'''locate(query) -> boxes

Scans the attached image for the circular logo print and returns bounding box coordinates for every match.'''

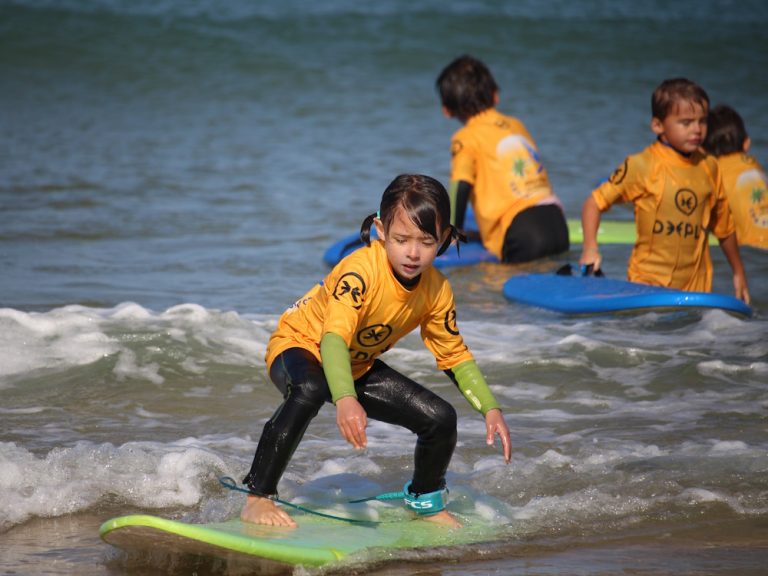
[608,159,628,185]
[444,309,460,336]
[332,272,366,309]
[675,188,698,216]
[357,324,393,347]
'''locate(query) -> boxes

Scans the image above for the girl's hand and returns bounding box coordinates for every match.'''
[485,408,512,463]
[335,396,368,449]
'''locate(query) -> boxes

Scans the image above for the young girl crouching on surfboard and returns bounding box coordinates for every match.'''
[241,174,512,528]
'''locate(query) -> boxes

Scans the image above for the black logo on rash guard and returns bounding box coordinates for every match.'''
[444,309,460,336]
[357,323,393,348]
[451,140,463,158]
[332,272,366,309]
[675,188,698,216]
[653,219,703,240]
[608,159,628,185]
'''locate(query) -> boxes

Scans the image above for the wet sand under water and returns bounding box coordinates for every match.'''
[2,513,767,575]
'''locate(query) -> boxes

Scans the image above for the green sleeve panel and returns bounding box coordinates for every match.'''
[448,180,459,226]
[320,332,356,404]
[448,359,500,415]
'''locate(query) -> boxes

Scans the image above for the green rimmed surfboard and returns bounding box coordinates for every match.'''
[100,509,500,568]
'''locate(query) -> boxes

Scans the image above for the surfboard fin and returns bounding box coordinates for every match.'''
[556,263,604,277]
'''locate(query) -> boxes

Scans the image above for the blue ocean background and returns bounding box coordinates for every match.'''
[2,1,767,574]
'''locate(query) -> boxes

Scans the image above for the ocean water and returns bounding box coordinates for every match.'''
[2,0,767,574]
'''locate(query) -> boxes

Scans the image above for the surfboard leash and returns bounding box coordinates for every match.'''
[219,476,383,525]
[347,490,405,503]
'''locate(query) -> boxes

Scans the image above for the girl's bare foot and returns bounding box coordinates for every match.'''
[422,509,462,528]
[240,495,297,527]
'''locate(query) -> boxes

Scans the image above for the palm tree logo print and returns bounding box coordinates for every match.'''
[332,272,366,310]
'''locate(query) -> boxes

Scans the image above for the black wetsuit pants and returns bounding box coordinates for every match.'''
[502,204,570,263]
[243,348,457,496]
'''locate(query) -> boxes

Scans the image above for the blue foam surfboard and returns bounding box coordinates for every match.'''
[502,273,752,317]
[323,227,499,268]
[323,218,641,268]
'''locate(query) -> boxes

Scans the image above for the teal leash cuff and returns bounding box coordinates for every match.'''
[348,481,449,516]
[402,481,448,516]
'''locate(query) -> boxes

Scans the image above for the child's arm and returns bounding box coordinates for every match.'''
[321,332,368,449]
[449,180,480,240]
[718,233,751,304]
[579,195,603,271]
[448,360,511,463]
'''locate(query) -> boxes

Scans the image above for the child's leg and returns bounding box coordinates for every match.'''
[242,348,330,497]
[356,360,457,495]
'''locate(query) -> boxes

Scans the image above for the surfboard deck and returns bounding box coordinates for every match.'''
[323,219,640,268]
[502,273,753,317]
[567,219,719,246]
[567,218,638,245]
[100,512,498,568]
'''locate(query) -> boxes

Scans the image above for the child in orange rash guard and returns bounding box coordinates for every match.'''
[240,174,512,529]
[436,54,570,263]
[579,78,750,303]
[703,104,768,250]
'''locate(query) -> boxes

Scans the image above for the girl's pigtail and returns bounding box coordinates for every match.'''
[437,224,467,257]
[359,213,378,246]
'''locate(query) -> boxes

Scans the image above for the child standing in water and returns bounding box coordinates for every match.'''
[241,174,512,528]
[579,78,750,303]
[436,54,570,263]
[703,104,768,250]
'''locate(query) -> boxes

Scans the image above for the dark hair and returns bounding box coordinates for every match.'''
[651,78,709,120]
[360,174,464,257]
[436,54,498,123]
[703,104,748,157]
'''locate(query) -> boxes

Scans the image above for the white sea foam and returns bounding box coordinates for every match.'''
[0,439,232,530]
[678,487,768,515]
[698,359,768,376]
[0,306,118,380]
[184,385,214,398]
[708,440,750,454]
[0,407,48,415]
[114,348,164,384]
[493,381,555,400]
[309,456,382,481]
[0,303,274,388]
[134,406,169,419]
[0,302,765,539]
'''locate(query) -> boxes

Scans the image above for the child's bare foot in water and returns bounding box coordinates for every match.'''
[422,509,462,528]
[240,495,297,527]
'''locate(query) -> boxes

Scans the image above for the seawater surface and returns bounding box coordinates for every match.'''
[2,0,767,574]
